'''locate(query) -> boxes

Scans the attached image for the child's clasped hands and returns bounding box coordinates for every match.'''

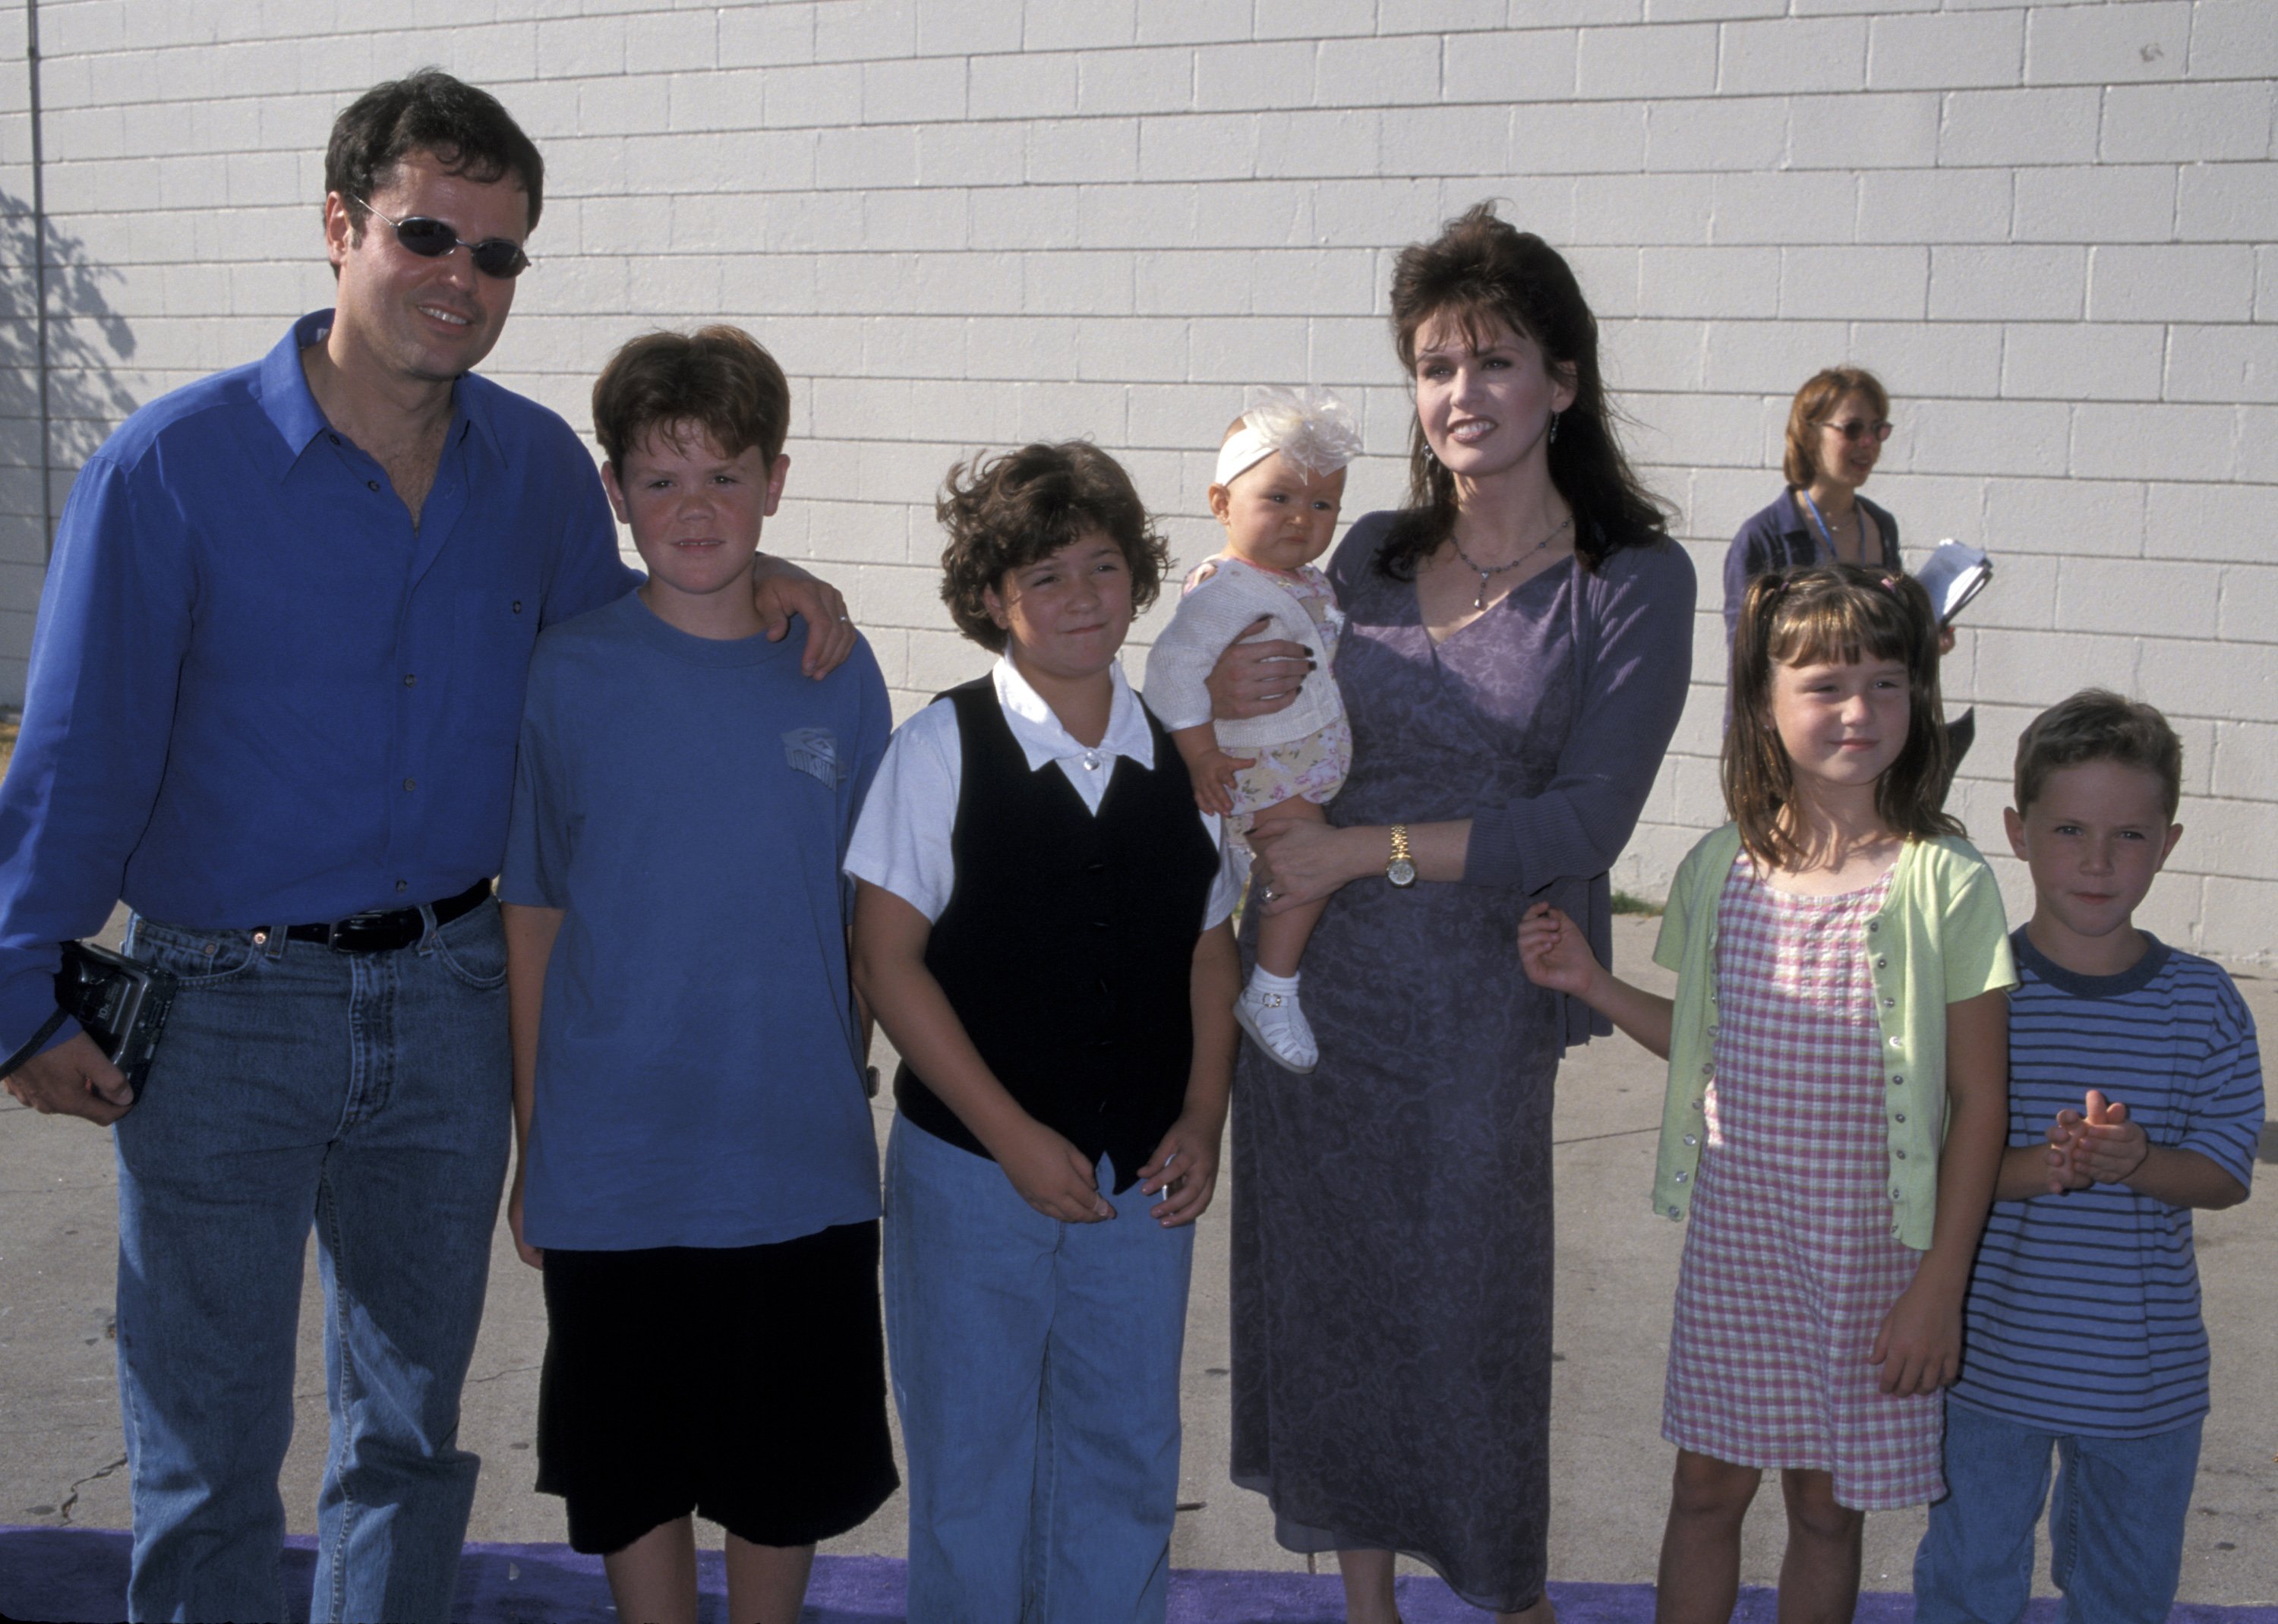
[2043,1087,2150,1194]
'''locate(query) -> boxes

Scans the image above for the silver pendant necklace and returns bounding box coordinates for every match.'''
[1452,515,1574,610]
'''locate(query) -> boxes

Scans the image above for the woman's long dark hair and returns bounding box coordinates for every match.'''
[1379,201,1672,580]
[1724,565,1961,871]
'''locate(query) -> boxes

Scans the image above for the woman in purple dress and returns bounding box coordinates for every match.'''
[1213,205,1696,1622]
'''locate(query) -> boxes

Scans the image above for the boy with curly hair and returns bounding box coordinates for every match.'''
[848,441,1241,1624]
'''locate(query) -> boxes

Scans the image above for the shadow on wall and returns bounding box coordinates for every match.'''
[0,189,140,586]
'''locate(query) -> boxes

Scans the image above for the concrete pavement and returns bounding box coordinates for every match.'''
[2,916,2273,1606]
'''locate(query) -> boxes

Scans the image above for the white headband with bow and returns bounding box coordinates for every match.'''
[1213,385,1365,489]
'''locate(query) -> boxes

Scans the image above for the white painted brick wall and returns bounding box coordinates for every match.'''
[3,0,2273,959]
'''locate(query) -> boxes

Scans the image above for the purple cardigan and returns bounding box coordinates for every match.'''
[1457,525,1697,1044]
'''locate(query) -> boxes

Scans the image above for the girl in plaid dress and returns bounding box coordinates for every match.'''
[1519,565,2013,1623]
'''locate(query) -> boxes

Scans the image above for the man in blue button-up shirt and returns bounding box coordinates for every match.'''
[0,72,851,1623]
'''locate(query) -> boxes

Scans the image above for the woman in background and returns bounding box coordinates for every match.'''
[1724,367,1971,768]
[1722,367,1900,645]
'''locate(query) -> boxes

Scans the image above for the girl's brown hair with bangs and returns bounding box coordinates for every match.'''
[1723,563,1960,869]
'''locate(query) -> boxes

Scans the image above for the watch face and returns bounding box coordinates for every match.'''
[1387,857,1417,888]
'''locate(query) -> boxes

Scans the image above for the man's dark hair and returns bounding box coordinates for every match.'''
[327,69,544,235]
[592,326,793,469]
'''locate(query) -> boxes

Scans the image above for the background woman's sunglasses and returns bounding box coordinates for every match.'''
[1825,418,1893,444]
[356,200,530,279]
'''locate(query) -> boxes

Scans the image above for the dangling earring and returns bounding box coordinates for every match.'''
[1424,443,1439,466]
[1548,410,1560,446]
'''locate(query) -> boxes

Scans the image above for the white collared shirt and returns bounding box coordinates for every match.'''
[845,656,1239,929]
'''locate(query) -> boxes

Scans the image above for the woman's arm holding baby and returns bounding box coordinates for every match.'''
[851,881,1115,1223]
[1516,902,1674,1058]
[502,902,564,1270]
[1201,622,1465,901]
[1246,817,1472,909]
[1204,615,1314,718]
[1139,922,1240,1228]
[1237,547,1695,916]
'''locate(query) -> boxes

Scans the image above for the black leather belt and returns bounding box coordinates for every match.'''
[279,877,493,954]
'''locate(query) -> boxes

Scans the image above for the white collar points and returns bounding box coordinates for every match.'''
[990,656,1156,774]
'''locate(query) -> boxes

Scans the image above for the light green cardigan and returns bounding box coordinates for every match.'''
[1648,825,2015,1251]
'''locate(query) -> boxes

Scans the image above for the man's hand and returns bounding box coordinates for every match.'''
[1205,617,1311,722]
[752,555,856,679]
[3,1030,133,1124]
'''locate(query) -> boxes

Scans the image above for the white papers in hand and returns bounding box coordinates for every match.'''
[1914,541,1992,626]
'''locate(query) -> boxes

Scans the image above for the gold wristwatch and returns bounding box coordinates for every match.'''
[1385,825,1417,888]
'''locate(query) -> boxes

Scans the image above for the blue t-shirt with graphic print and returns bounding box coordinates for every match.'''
[500,589,891,1251]
[1949,928,2264,1438]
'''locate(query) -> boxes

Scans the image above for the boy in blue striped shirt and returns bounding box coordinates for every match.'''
[1914,689,2263,1624]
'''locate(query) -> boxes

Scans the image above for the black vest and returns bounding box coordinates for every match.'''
[894,679,1220,1192]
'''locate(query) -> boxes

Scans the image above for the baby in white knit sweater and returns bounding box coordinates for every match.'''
[1142,387,1361,1074]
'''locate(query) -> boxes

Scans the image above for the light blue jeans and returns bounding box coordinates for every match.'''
[883,1115,1195,1624]
[1913,1401,2202,1624]
[113,902,512,1624]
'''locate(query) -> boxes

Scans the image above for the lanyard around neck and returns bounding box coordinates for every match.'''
[1799,489,1852,560]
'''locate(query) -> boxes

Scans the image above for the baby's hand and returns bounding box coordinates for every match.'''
[1517,903,1601,999]
[1188,745,1248,816]
[1170,722,1250,816]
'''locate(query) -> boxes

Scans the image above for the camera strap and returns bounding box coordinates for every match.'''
[2,1007,72,1080]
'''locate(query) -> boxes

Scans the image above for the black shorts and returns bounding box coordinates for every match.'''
[535,1220,898,1555]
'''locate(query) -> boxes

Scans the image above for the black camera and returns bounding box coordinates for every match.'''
[52,941,178,1093]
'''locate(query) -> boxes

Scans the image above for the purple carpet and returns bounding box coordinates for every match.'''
[2,1527,2269,1622]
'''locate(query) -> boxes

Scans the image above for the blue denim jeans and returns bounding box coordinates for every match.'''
[1913,1401,2202,1624]
[883,1116,1195,1624]
[112,901,512,1624]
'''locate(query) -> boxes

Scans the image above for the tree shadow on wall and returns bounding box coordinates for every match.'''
[0,192,140,563]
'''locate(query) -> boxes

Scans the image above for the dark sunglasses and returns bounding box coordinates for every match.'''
[356,199,530,279]
[1824,417,1893,444]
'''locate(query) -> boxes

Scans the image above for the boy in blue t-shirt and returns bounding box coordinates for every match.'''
[500,326,895,1624]
[1914,689,2263,1624]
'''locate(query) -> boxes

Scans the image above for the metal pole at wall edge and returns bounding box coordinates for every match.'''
[26,0,52,563]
